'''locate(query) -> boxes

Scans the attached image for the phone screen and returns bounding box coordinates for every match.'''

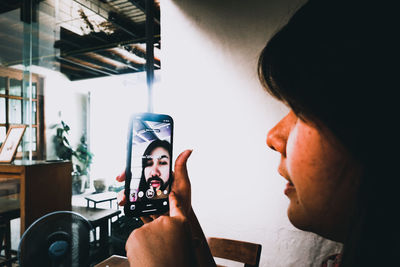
[124,113,173,217]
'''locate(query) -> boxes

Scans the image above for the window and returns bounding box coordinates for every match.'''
[0,66,44,159]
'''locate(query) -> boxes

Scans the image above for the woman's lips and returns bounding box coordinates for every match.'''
[278,167,295,195]
[284,182,296,195]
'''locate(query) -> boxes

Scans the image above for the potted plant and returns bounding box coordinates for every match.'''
[52,121,93,194]
[74,135,93,191]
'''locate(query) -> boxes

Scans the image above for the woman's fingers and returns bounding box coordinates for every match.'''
[170,150,193,215]
[173,150,192,184]
[169,192,185,218]
[140,214,161,224]
[172,150,192,193]
[116,171,126,182]
[141,216,153,224]
[117,189,126,206]
[116,171,126,206]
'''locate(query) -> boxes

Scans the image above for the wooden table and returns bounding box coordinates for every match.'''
[72,206,121,260]
[94,255,129,267]
[85,192,118,209]
[0,198,20,267]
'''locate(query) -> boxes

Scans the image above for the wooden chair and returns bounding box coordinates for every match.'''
[207,237,262,267]
[0,198,20,267]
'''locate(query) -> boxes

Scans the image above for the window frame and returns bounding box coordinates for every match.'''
[0,66,45,160]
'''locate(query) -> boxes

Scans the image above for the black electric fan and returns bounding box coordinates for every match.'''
[18,211,94,267]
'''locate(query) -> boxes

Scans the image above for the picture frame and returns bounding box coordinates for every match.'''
[0,125,27,163]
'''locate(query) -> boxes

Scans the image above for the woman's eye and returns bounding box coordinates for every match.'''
[159,160,168,165]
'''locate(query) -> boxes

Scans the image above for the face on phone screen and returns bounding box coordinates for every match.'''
[128,117,172,207]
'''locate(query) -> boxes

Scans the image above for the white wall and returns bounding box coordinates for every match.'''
[41,68,88,160]
[73,72,161,187]
[156,0,342,266]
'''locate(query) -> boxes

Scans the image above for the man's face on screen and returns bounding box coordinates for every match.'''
[144,147,170,191]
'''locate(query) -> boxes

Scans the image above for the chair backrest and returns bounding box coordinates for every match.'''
[207,237,262,267]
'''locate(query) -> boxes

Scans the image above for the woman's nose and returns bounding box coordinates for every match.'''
[267,112,293,157]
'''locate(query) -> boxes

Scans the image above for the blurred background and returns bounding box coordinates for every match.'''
[0,0,342,266]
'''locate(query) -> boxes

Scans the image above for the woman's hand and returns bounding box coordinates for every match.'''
[122,149,215,267]
[169,149,193,216]
[115,171,127,205]
[125,192,196,267]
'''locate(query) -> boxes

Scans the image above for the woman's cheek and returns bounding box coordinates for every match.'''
[285,126,298,176]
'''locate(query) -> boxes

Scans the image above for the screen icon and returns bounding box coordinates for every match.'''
[146,189,155,198]
[138,191,144,198]
[129,191,137,202]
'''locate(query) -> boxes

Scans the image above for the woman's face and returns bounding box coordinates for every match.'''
[144,146,170,191]
[267,111,362,241]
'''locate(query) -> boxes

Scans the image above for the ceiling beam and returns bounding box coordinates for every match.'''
[60,63,102,80]
[108,11,144,38]
[128,0,160,25]
[57,56,116,76]
[106,47,144,66]
[55,27,158,58]
[96,50,143,71]
[0,0,21,15]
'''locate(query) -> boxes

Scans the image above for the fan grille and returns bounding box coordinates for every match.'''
[18,211,94,267]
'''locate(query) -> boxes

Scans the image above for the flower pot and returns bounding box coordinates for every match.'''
[72,173,87,195]
[93,179,106,193]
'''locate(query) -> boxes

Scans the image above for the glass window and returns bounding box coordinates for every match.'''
[23,100,37,124]
[8,98,22,124]
[0,77,5,94]
[0,126,6,144]
[0,67,43,160]
[33,101,37,124]
[22,127,37,152]
[0,97,5,123]
[22,82,37,98]
[9,79,22,96]
[32,82,37,98]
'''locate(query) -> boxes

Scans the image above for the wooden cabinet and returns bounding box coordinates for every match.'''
[0,160,72,233]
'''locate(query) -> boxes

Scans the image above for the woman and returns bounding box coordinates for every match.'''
[119,0,399,266]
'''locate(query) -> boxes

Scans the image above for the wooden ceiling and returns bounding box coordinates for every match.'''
[0,0,160,81]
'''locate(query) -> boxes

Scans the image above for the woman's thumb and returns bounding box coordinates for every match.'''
[169,192,185,218]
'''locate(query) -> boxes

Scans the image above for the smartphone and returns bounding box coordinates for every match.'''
[124,112,174,217]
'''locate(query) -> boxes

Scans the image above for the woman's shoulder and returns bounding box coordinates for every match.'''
[321,253,342,267]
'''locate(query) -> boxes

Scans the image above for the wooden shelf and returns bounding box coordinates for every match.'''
[0,160,72,234]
